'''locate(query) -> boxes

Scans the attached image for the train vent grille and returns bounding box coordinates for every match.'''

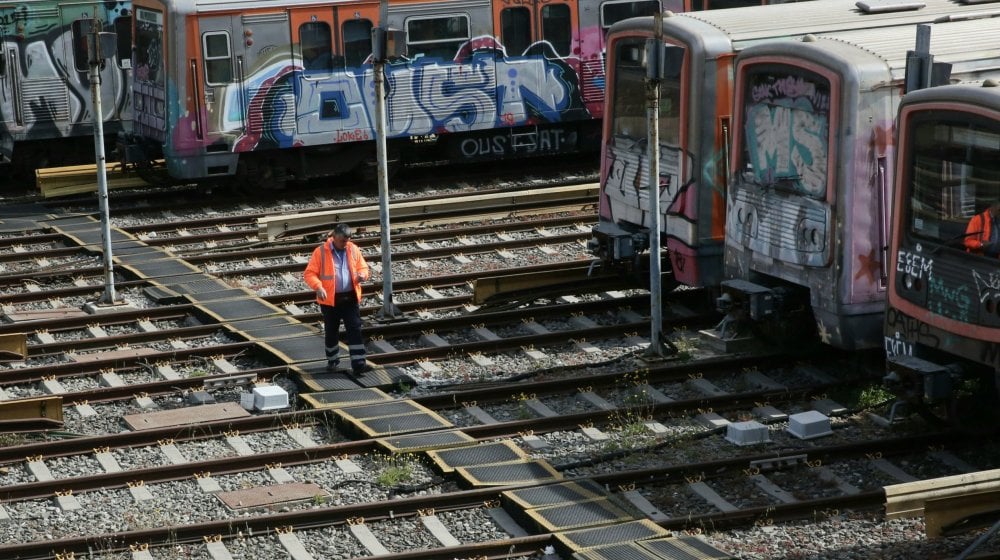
[581,58,605,103]
[22,78,69,122]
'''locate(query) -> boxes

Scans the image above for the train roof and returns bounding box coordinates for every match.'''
[609,0,1000,52]
[900,80,1000,109]
[740,17,1000,81]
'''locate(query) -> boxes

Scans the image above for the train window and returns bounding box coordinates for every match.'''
[343,19,373,67]
[610,38,681,145]
[541,4,571,57]
[908,117,1000,248]
[601,1,660,31]
[71,20,91,73]
[300,22,333,75]
[406,15,469,60]
[202,32,233,85]
[739,66,830,200]
[501,8,531,57]
[115,15,132,69]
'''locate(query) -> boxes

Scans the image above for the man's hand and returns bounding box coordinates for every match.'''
[316,287,327,300]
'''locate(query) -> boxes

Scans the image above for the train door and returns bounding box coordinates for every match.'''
[0,42,19,161]
[492,0,579,128]
[61,7,122,128]
[290,4,377,143]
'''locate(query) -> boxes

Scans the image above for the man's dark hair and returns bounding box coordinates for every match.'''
[331,223,353,238]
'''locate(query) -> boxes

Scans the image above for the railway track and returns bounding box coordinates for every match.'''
[1,170,998,559]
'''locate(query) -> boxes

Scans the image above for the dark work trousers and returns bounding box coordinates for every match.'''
[320,293,366,369]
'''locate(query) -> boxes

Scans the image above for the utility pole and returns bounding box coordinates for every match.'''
[85,18,119,306]
[372,26,405,320]
[643,12,676,358]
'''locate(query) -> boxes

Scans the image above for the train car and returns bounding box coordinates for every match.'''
[717,18,1000,351]
[591,0,1000,289]
[884,82,1000,419]
[124,0,665,188]
[0,0,132,178]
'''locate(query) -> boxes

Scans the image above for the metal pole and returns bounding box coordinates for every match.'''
[644,13,665,357]
[373,57,399,320]
[90,24,116,305]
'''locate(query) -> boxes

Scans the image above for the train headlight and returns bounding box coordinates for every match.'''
[904,274,914,290]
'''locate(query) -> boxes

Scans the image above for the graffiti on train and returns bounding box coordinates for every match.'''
[973,269,1000,306]
[459,128,571,157]
[884,306,940,351]
[744,73,830,198]
[225,45,582,151]
[895,250,933,281]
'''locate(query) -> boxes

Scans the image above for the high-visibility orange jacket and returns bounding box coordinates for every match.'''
[964,208,996,255]
[303,241,370,305]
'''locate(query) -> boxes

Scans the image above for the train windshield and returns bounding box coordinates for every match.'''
[738,65,830,200]
[907,115,1000,249]
[609,38,681,152]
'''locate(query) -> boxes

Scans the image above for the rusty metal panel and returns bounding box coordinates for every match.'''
[124,403,250,430]
[0,333,27,360]
[0,396,63,429]
[217,482,328,509]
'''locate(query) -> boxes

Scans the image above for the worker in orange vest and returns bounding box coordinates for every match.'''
[304,223,373,375]
[964,201,1000,258]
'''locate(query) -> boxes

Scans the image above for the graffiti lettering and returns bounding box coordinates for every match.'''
[746,103,828,196]
[884,306,941,348]
[927,276,971,323]
[459,128,567,157]
[751,75,830,112]
[883,332,912,358]
[895,250,933,280]
[972,269,1000,304]
[336,129,370,142]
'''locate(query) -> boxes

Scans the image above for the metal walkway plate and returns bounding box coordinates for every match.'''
[52,221,136,247]
[187,287,261,302]
[573,542,664,560]
[123,403,250,431]
[525,497,635,532]
[555,519,671,553]
[195,297,285,322]
[334,400,453,438]
[376,430,477,454]
[503,480,607,510]
[229,318,318,342]
[347,411,453,437]
[297,371,364,391]
[337,400,431,419]
[456,459,562,487]
[300,388,393,409]
[258,335,328,362]
[427,440,529,473]
[119,257,203,279]
[638,536,737,559]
